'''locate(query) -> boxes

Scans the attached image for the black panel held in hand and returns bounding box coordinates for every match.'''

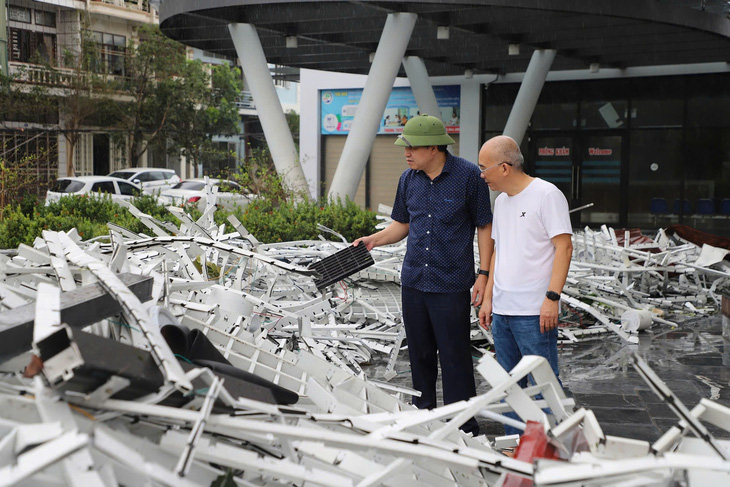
[308,244,375,290]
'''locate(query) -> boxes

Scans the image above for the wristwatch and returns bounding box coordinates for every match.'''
[545,290,560,301]
[477,269,489,277]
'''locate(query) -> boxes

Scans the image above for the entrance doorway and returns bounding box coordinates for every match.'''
[93,134,110,175]
[529,133,625,227]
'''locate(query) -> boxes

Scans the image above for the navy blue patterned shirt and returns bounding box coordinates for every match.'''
[391,152,493,293]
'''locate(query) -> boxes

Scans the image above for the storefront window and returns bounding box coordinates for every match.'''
[684,128,730,234]
[687,76,730,128]
[630,77,684,128]
[483,84,519,131]
[627,130,682,229]
[532,82,578,130]
[580,80,628,129]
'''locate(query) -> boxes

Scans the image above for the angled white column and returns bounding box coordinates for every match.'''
[502,49,556,146]
[402,56,440,120]
[228,23,310,197]
[328,12,417,202]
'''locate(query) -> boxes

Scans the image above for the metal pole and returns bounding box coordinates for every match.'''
[402,56,440,120]
[502,49,557,146]
[228,23,310,198]
[328,12,417,202]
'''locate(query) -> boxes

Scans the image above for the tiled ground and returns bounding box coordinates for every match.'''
[371,314,730,442]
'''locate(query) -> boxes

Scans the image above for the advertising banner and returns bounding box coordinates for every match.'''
[320,86,460,135]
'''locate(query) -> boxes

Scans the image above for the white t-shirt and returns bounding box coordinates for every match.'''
[491,178,572,315]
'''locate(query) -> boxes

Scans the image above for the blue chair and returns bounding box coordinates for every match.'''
[672,198,691,215]
[649,198,668,214]
[721,199,730,215]
[696,198,714,215]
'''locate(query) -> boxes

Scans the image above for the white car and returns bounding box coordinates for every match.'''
[45,176,142,205]
[108,168,180,194]
[159,179,255,211]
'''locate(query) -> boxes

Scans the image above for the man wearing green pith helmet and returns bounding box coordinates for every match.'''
[354,114,493,436]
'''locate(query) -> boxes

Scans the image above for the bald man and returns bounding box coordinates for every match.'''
[477,135,573,434]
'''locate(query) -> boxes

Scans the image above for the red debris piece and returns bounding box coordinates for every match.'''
[502,421,560,487]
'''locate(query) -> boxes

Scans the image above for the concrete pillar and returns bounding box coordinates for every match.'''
[228,23,310,197]
[402,56,440,120]
[459,80,481,162]
[502,49,556,146]
[328,12,417,202]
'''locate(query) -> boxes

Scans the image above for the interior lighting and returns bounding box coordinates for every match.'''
[437,26,450,40]
[508,43,520,56]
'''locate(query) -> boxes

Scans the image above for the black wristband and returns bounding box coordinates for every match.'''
[477,269,489,277]
[545,290,560,301]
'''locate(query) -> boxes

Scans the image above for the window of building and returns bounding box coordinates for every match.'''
[9,6,31,23]
[9,28,56,64]
[91,31,127,76]
[35,10,56,28]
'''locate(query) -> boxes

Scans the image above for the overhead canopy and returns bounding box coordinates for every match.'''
[159,0,730,77]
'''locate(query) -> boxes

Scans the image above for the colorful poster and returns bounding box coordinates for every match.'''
[320,86,460,135]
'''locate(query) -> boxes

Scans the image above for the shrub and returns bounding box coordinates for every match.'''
[0,192,378,249]
[231,197,377,244]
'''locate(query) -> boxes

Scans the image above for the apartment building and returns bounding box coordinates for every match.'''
[2,0,157,191]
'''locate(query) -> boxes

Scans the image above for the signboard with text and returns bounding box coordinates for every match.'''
[320,86,461,135]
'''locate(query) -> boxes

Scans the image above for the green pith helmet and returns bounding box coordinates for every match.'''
[394,114,455,147]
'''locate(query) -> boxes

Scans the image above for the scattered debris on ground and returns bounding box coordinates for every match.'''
[0,199,728,485]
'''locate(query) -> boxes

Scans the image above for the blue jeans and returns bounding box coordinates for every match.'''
[492,313,559,435]
[401,286,479,435]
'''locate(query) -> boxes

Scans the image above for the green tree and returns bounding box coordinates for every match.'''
[109,25,188,167]
[167,61,243,177]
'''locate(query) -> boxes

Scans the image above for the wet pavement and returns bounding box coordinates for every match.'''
[371,313,730,442]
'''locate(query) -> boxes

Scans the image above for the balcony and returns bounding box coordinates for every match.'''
[88,0,157,24]
[235,91,256,110]
[9,62,130,95]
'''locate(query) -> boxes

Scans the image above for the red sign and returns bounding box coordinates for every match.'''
[539,147,570,156]
[588,148,613,156]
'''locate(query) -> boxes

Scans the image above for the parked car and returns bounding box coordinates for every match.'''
[159,179,256,211]
[107,168,180,194]
[45,176,142,205]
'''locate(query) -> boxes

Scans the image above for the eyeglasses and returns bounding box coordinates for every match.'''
[397,134,413,147]
[479,161,513,173]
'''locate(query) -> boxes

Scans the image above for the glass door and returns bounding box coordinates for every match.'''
[531,135,578,224]
[530,133,624,227]
[579,134,623,226]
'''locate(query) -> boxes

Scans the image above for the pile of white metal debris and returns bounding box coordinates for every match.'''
[0,199,728,486]
[560,225,730,344]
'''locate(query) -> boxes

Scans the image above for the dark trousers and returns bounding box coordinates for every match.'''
[401,286,479,435]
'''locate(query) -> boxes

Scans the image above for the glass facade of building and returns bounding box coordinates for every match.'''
[482,73,730,236]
